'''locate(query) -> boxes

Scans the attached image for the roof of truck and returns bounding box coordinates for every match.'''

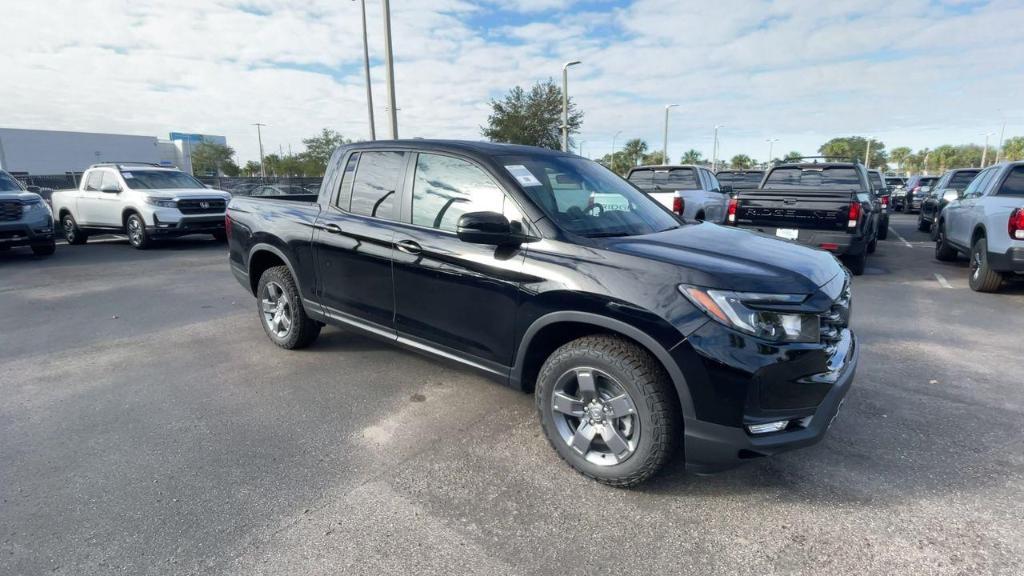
[340,139,575,158]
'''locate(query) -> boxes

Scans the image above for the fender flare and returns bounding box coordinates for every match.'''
[513,311,696,419]
[247,242,302,295]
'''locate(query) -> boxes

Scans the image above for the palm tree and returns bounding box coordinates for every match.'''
[730,154,753,169]
[680,149,703,164]
[783,151,803,161]
[889,147,911,172]
[622,138,648,167]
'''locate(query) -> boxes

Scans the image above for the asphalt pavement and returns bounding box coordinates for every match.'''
[1,215,1022,575]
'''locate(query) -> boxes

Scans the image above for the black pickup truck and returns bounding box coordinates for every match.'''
[726,160,882,275]
[226,140,857,487]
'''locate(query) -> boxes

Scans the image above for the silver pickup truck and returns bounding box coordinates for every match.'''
[0,170,56,256]
[626,165,731,223]
[934,161,1024,292]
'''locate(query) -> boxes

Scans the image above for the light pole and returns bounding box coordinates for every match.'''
[712,125,724,171]
[864,139,872,169]
[995,121,1006,164]
[981,132,996,167]
[381,0,399,139]
[663,104,679,164]
[578,140,586,158]
[610,130,622,170]
[765,138,779,167]
[561,60,581,152]
[354,0,375,140]
[253,123,267,179]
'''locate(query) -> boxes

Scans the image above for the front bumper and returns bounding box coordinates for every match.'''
[737,225,866,256]
[0,217,56,248]
[673,321,858,473]
[149,213,225,236]
[988,246,1024,273]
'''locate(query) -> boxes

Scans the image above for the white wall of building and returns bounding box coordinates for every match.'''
[0,128,162,174]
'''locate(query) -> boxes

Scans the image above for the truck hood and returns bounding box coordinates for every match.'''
[138,188,231,200]
[0,191,43,202]
[601,223,843,294]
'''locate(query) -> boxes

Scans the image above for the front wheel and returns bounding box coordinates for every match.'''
[917,215,930,232]
[31,242,56,256]
[536,334,680,487]
[844,250,866,275]
[126,213,152,249]
[62,214,88,245]
[968,238,1003,293]
[256,265,321,349]
[934,222,958,262]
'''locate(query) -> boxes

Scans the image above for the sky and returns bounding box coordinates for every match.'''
[2,0,1023,164]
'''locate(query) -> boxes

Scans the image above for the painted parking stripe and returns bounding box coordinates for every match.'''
[934,273,954,289]
[890,227,913,248]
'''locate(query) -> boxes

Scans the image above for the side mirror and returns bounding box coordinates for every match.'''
[456,211,524,246]
[920,186,931,193]
[719,184,733,194]
[100,183,121,193]
[942,190,959,203]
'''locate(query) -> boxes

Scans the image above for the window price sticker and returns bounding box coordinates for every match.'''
[505,165,542,187]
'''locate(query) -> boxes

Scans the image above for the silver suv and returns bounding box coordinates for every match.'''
[934,161,1024,292]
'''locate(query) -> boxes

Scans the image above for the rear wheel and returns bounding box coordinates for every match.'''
[968,238,1003,293]
[256,266,321,349]
[62,213,88,245]
[867,237,877,254]
[126,213,152,249]
[934,222,958,262]
[878,215,889,240]
[843,250,866,275]
[917,215,930,232]
[536,334,680,487]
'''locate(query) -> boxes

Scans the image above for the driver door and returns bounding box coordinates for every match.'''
[94,171,124,226]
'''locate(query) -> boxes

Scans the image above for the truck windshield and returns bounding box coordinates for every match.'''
[122,170,205,189]
[499,156,679,238]
[763,167,861,190]
[0,171,24,191]
[627,168,698,190]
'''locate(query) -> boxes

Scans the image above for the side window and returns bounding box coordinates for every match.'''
[706,170,721,191]
[411,153,517,232]
[84,171,103,191]
[997,166,1024,197]
[335,152,360,210]
[350,151,405,220]
[99,171,121,192]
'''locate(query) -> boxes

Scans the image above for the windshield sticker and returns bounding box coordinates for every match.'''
[122,172,134,178]
[505,165,542,187]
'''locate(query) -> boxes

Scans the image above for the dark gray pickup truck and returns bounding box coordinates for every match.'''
[725,160,882,275]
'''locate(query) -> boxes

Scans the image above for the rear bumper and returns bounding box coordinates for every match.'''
[988,247,1024,273]
[681,329,858,473]
[737,225,866,256]
[0,218,56,247]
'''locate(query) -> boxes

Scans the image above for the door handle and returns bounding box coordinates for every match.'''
[316,223,343,234]
[395,239,422,255]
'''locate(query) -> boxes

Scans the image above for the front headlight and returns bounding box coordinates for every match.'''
[145,197,177,208]
[679,285,819,343]
[24,200,52,216]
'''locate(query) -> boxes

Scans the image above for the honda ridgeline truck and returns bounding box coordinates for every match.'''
[226,141,858,487]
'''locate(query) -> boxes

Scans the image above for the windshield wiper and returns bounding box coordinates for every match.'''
[584,231,633,238]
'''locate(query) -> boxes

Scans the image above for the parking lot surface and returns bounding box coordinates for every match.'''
[2,214,1022,575]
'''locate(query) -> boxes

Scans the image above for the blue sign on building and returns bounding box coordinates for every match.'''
[169,132,227,146]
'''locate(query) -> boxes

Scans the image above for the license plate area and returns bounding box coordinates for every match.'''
[776,228,799,240]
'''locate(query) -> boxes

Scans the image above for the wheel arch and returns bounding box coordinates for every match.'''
[247,243,301,297]
[971,223,987,246]
[121,207,143,229]
[512,311,696,419]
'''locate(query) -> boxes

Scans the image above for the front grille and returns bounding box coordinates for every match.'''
[820,279,851,346]
[178,199,226,215]
[0,201,23,222]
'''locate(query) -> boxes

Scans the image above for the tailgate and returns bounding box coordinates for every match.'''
[735,189,854,231]
[645,190,677,211]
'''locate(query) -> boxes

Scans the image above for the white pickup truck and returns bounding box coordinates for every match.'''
[51,163,230,249]
[625,165,731,223]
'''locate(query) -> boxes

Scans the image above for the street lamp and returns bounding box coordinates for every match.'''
[663,104,679,164]
[765,138,779,166]
[610,130,622,170]
[578,140,586,158]
[561,60,581,152]
[253,123,267,179]
[980,132,996,167]
[381,0,399,139]
[995,120,1006,164]
[712,125,724,171]
[354,0,375,140]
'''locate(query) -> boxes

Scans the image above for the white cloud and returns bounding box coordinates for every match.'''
[1,0,1022,166]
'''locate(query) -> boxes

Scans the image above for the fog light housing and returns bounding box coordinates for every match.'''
[747,421,788,435]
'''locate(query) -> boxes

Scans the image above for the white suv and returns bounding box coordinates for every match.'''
[51,163,231,249]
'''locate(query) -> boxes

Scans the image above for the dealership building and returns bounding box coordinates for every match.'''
[0,127,227,176]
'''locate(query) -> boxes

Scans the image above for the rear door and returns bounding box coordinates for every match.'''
[311,150,403,336]
[390,152,529,370]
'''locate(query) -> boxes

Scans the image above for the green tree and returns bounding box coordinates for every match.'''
[931,144,958,172]
[482,80,583,150]
[889,146,911,171]
[642,151,666,165]
[190,142,238,176]
[680,149,703,164]
[730,154,754,169]
[597,151,632,175]
[622,138,648,167]
[783,151,803,161]
[243,160,262,176]
[818,136,887,169]
[1002,136,1024,161]
[301,128,351,175]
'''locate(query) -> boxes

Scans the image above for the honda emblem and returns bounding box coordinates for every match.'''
[199,201,210,209]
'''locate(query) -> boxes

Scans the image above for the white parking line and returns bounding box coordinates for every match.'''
[890,227,913,248]
[934,273,954,289]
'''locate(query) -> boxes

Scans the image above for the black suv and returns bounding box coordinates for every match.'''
[226,141,858,486]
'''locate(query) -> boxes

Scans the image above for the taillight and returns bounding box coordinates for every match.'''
[880,196,889,208]
[727,198,737,224]
[847,202,860,228]
[672,195,684,215]
[1010,207,1024,240]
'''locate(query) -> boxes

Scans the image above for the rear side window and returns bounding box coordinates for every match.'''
[963,168,994,197]
[998,166,1024,196]
[85,171,103,191]
[350,151,405,219]
[868,172,883,191]
[335,152,360,209]
[764,167,861,189]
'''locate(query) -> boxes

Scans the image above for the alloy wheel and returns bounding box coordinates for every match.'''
[550,367,640,466]
[261,281,292,339]
[127,217,143,246]
[971,249,982,281]
[63,217,75,242]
